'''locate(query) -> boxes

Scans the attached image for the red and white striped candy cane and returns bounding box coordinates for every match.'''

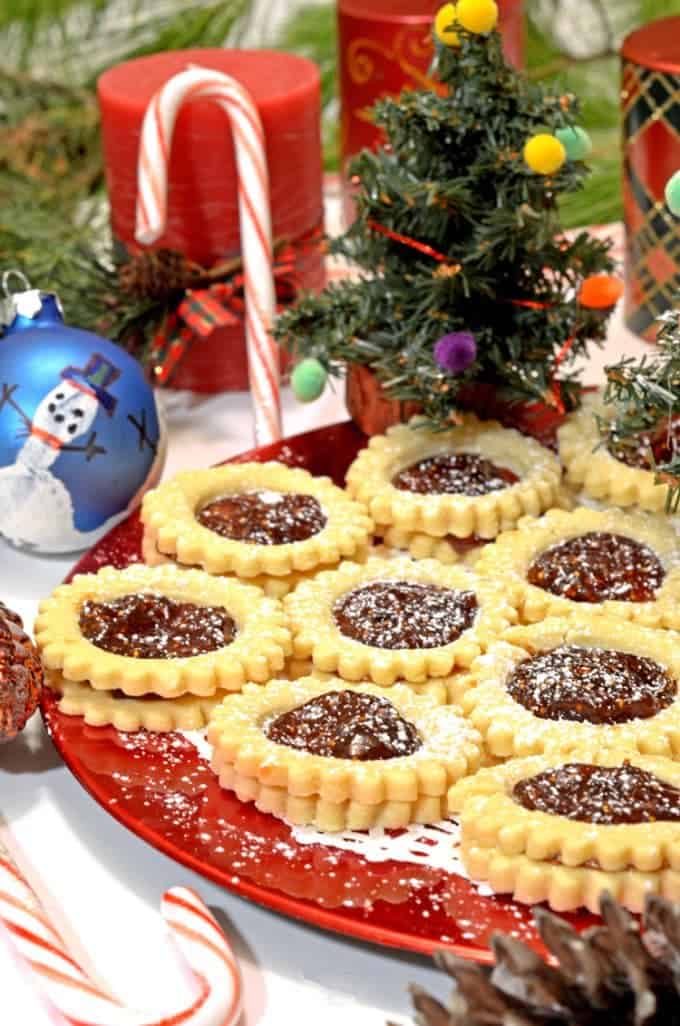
[0,838,241,1026]
[135,65,282,446]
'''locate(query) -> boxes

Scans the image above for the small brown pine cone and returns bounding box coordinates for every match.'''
[407,893,680,1026]
[118,249,203,300]
[0,601,43,742]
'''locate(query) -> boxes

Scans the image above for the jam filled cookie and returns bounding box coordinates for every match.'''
[35,564,291,698]
[558,392,679,514]
[45,669,219,732]
[461,615,680,758]
[208,676,482,830]
[139,531,349,599]
[377,489,575,571]
[141,462,373,580]
[345,415,562,541]
[284,556,516,685]
[449,749,680,913]
[475,507,680,629]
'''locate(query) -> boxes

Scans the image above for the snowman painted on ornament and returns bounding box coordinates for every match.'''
[0,278,165,553]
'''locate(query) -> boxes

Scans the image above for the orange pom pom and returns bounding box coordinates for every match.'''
[578,275,624,310]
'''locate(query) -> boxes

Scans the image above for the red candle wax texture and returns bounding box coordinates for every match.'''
[98,50,324,392]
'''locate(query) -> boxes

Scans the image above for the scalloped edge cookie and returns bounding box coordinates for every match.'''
[474,506,680,629]
[449,749,680,912]
[208,676,482,830]
[345,415,562,539]
[461,616,680,758]
[558,391,675,514]
[140,528,370,599]
[45,668,219,732]
[35,563,292,699]
[141,461,374,577]
[283,556,517,685]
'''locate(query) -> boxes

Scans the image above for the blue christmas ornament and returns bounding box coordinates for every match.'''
[0,273,165,553]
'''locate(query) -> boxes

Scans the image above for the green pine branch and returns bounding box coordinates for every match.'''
[600,308,680,511]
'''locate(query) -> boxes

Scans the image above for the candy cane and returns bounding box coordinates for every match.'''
[0,836,241,1026]
[134,65,281,446]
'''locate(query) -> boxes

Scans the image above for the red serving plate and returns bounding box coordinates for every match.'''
[42,413,601,962]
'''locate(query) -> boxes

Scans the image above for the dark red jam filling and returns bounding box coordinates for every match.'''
[392,453,518,497]
[264,690,422,760]
[506,644,676,724]
[513,762,680,824]
[197,491,326,545]
[333,581,478,650]
[527,531,665,604]
[609,416,680,471]
[79,594,236,659]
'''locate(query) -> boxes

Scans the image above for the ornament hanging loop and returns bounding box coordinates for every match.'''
[1,269,32,298]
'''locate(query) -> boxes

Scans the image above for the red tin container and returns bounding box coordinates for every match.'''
[337,0,524,223]
[621,17,680,341]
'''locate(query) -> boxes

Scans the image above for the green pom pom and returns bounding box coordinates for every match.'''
[555,126,592,162]
[291,357,328,402]
[665,170,680,217]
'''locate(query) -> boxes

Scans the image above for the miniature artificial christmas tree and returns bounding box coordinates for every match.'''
[275,0,618,431]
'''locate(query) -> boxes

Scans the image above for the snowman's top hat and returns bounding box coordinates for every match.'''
[61,353,120,416]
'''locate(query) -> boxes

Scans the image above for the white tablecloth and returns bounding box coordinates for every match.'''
[0,266,652,1025]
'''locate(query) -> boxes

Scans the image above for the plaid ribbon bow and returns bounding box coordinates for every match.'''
[149,241,305,386]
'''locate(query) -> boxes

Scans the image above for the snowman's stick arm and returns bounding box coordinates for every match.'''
[0,384,31,429]
[60,431,106,462]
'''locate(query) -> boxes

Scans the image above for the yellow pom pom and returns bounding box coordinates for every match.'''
[455,0,498,33]
[434,3,460,46]
[523,134,567,176]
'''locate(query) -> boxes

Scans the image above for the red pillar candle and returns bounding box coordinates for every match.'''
[98,50,324,392]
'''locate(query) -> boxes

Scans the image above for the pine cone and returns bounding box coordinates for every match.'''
[409,893,680,1025]
[0,601,43,742]
[118,249,204,300]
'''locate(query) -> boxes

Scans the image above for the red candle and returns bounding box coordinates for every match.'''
[98,50,324,392]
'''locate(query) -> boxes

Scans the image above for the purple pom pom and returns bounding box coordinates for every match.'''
[434,331,477,374]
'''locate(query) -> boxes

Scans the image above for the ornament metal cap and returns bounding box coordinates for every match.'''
[0,270,64,331]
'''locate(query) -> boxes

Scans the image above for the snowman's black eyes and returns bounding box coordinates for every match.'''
[55,393,64,400]
[48,403,56,413]
[68,424,77,435]
[73,409,84,418]
[55,414,64,423]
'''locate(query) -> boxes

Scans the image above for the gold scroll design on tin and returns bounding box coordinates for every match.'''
[622,61,680,329]
[347,30,442,127]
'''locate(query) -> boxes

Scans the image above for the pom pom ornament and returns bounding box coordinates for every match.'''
[523,134,567,175]
[434,331,477,374]
[555,125,592,161]
[291,357,328,403]
[579,274,624,310]
[434,3,460,47]
[666,170,680,217]
[0,273,165,553]
[455,0,498,34]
